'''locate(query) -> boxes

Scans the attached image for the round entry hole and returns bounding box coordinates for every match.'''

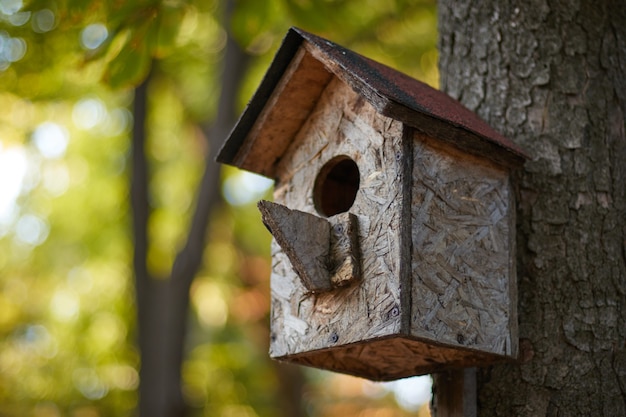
[313,156,360,217]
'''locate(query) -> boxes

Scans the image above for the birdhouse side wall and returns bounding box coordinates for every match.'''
[410,133,518,358]
[269,77,409,359]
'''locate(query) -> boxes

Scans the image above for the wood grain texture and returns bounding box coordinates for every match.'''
[328,212,360,288]
[259,201,360,292]
[233,47,333,178]
[269,77,407,364]
[259,200,332,292]
[433,368,477,417]
[302,39,525,169]
[410,132,517,358]
[282,336,499,382]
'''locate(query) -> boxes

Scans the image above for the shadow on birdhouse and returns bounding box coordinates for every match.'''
[217,28,527,381]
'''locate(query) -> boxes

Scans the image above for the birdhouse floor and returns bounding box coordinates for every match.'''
[279,335,512,381]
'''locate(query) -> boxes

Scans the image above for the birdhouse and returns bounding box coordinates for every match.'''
[217,28,527,381]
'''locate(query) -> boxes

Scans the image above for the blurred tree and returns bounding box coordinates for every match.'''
[129,2,250,415]
[0,0,438,416]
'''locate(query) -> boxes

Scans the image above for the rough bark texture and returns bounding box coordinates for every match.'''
[438,0,626,415]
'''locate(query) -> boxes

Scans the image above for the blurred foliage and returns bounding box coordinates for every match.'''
[0,0,437,415]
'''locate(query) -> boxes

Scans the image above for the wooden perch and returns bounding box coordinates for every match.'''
[328,212,360,288]
[258,200,360,292]
[259,200,331,292]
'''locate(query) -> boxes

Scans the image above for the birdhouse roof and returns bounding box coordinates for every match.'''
[217,28,527,178]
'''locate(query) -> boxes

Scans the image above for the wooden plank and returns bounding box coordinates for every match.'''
[233,47,333,177]
[328,212,360,288]
[259,200,332,292]
[432,368,476,417]
[284,336,494,381]
[259,201,361,292]
[400,126,415,335]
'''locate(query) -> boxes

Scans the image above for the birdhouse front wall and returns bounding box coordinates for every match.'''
[269,77,409,361]
[410,134,518,358]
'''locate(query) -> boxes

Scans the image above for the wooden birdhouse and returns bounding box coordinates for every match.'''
[217,28,527,381]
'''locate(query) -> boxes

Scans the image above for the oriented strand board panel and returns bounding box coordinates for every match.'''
[270,77,407,360]
[410,133,518,358]
[286,335,500,381]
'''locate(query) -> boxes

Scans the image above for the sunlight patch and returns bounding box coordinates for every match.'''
[73,367,108,400]
[0,31,27,69]
[80,23,108,50]
[0,0,22,16]
[222,170,273,206]
[31,9,55,33]
[381,375,433,411]
[42,162,70,196]
[32,122,69,159]
[0,145,27,222]
[72,97,107,130]
[192,281,228,328]
[15,213,48,246]
[50,289,80,322]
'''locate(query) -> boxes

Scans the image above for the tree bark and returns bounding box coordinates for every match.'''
[437,0,626,415]
[433,369,476,417]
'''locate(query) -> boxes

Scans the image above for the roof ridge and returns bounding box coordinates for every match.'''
[217,27,527,177]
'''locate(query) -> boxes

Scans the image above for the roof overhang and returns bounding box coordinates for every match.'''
[217,28,527,178]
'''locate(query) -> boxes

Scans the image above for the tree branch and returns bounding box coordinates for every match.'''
[131,72,153,320]
[170,0,249,295]
[159,1,251,415]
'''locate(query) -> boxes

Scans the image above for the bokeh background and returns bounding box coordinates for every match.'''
[0,0,438,415]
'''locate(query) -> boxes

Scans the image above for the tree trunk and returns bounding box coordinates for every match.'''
[131,1,250,415]
[437,0,626,415]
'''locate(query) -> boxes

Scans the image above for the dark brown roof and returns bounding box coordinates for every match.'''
[218,27,526,176]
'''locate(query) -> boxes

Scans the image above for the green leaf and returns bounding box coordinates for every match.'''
[103,29,152,89]
[153,5,186,58]
[283,0,331,32]
[231,0,273,48]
